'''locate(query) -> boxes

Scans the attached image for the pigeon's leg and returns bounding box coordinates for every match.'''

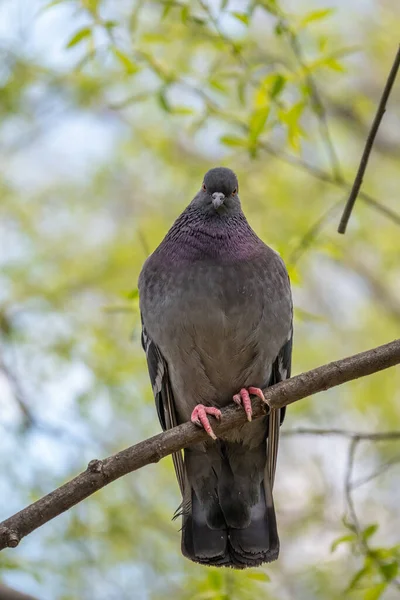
[191,405,222,441]
[233,387,265,422]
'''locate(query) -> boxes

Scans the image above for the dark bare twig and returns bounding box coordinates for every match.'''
[338,45,400,234]
[0,338,399,552]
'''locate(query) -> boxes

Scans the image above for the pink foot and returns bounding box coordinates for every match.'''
[233,387,266,422]
[191,405,222,440]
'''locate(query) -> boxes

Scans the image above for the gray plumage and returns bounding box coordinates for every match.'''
[139,167,293,568]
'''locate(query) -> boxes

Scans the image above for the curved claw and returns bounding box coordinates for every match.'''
[248,387,266,403]
[233,388,253,421]
[233,387,266,422]
[191,404,222,440]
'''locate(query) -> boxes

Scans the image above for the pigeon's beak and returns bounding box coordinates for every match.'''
[212,192,225,209]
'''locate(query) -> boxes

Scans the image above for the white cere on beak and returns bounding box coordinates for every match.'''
[212,192,225,209]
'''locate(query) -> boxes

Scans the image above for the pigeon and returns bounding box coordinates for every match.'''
[138,167,293,568]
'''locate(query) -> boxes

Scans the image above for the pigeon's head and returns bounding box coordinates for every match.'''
[194,167,240,214]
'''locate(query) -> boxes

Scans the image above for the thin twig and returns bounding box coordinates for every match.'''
[0,347,34,429]
[338,45,400,234]
[352,452,400,489]
[0,338,399,552]
[288,200,343,265]
[282,428,400,441]
[344,438,361,534]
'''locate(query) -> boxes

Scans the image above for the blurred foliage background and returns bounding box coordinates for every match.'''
[1,0,400,598]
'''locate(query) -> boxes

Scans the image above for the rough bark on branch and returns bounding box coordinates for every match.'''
[0,583,38,600]
[0,338,399,552]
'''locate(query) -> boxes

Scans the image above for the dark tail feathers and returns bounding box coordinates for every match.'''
[181,482,279,569]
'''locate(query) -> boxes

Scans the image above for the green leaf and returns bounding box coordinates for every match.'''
[370,546,399,561]
[181,5,189,23]
[171,106,194,115]
[162,0,174,19]
[274,19,287,36]
[104,20,118,30]
[248,106,270,142]
[113,49,139,74]
[286,101,305,125]
[40,0,70,12]
[299,8,335,28]
[232,12,249,25]
[363,524,378,541]
[141,33,168,43]
[325,57,346,72]
[330,534,355,552]
[379,561,398,581]
[220,135,247,147]
[306,55,345,75]
[209,79,228,93]
[66,27,92,49]
[231,42,243,54]
[237,79,246,106]
[126,288,139,300]
[347,566,369,592]
[280,101,305,151]
[294,308,327,323]
[83,0,100,15]
[287,264,301,285]
[270,73,286,99]
[187,15,206,26]
[246,571,270,582]
[318,36,328,52]
[158,88,171,112]
[364,583,387,600]
[262,0,279,16]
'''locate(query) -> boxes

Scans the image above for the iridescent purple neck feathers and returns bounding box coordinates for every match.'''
[151,205,265,265]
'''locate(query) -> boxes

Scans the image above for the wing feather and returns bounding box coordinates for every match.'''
[266,327,293,488]
[141,320,185,495]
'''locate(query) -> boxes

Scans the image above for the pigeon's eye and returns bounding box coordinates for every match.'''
[202,183,207,191]
[232,188,237,196]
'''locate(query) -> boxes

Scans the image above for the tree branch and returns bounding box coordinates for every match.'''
[338,45,400,234]
[0,584,38,600]
[1,338,399,552]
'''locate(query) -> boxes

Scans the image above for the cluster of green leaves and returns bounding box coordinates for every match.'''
[52,0,351,156]
[332,523,400,599]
